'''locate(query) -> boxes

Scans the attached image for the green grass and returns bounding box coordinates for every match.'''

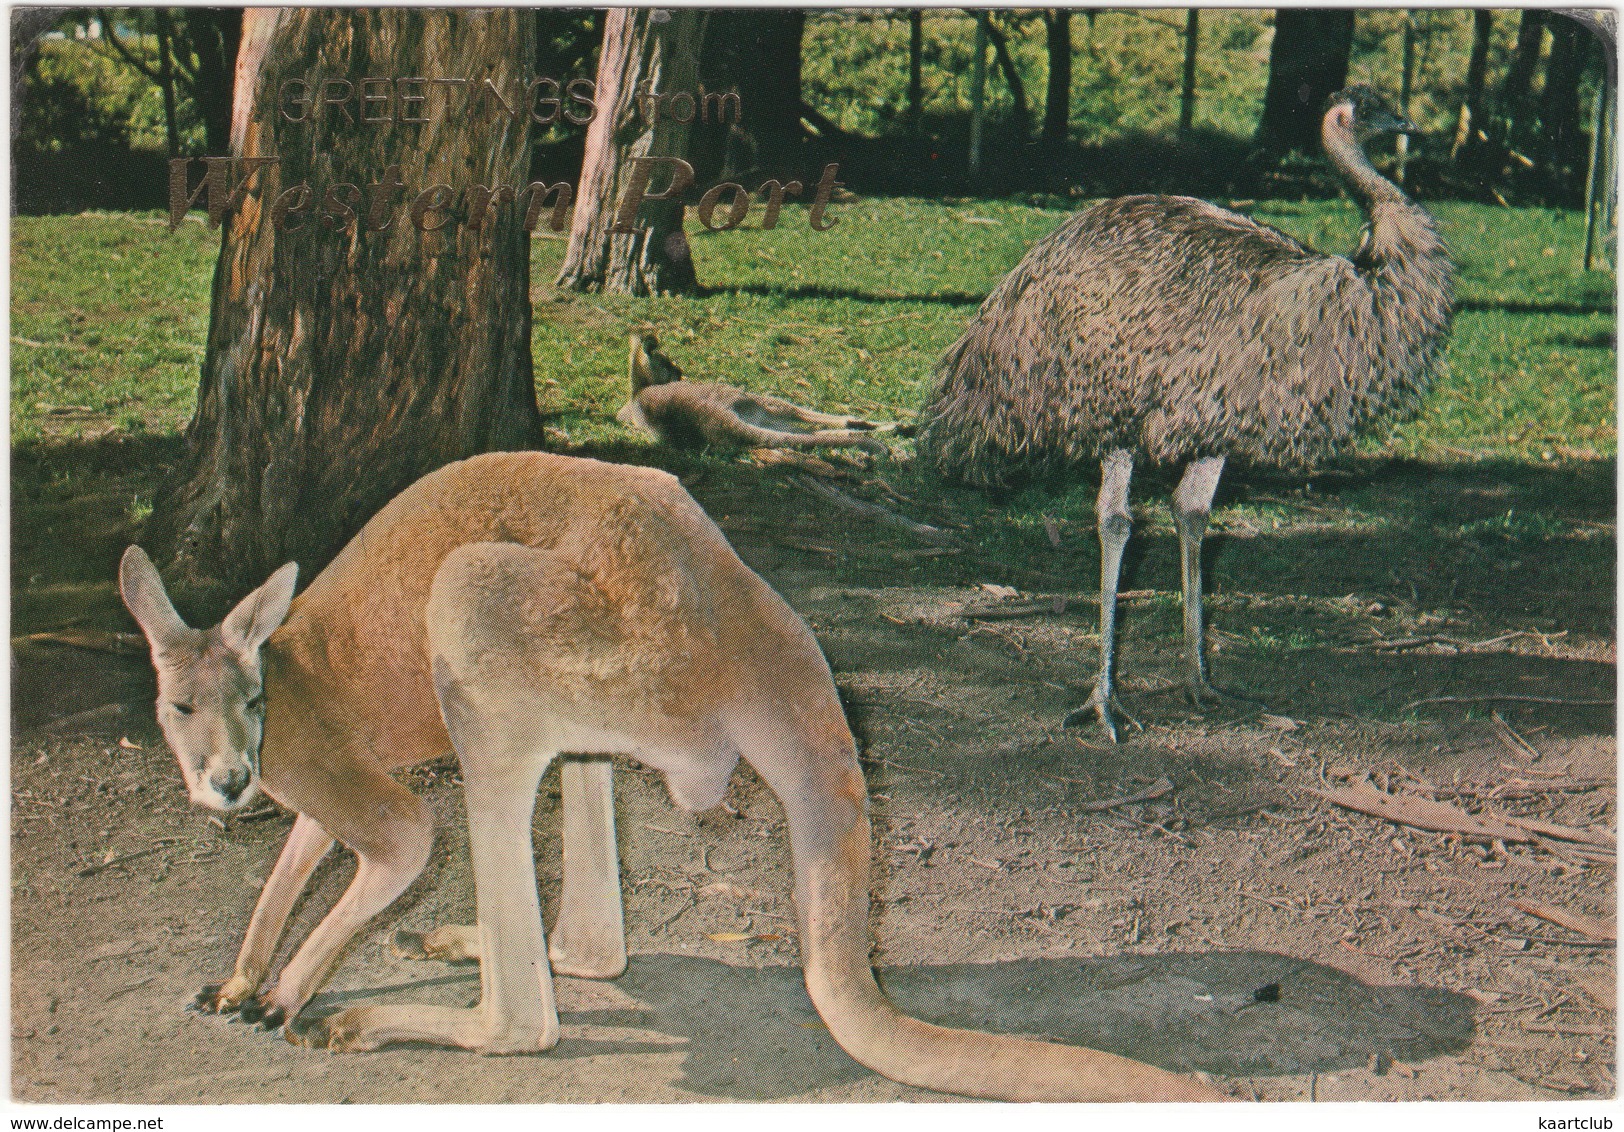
[12,195,1614,459]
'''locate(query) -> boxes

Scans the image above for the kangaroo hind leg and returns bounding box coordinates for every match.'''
[310,666,561,1054]
[391,759,625,978]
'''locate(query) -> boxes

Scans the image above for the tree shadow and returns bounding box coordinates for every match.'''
[702,281,988,308]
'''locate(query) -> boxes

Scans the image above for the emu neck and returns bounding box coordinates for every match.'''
[1324,126,1409,213]
[1324,127,1437,276]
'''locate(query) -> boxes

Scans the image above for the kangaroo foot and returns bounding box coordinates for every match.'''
[393,924,480,963]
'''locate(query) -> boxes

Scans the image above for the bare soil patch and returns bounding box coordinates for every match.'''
[10,459,1615,1103]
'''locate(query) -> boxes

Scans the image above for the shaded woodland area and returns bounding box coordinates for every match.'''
[15,8,1616,210]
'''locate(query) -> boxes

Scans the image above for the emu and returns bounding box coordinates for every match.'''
[916,86,1453,741]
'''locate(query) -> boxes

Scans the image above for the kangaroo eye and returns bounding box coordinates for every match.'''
[172,703,195,716]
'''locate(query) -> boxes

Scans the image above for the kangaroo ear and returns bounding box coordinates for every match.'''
[630,333,656,393]
[221,561,298,656]
[120,546,190,653]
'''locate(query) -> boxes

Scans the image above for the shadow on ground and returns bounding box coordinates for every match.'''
[306,950,1473,1101]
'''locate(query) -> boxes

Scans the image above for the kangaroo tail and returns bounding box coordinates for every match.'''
[754,736,1229,1103]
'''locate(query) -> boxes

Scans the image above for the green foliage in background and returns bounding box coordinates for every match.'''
[21,36,207,154]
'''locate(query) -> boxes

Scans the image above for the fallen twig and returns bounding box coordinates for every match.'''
[1305,783,1532,842]
[792,475,957,544]
[105,976,156,1001]
[1403,694,1614,712]
[1076,776,1175,813]
[14,629,145,654]
[77,846,164,877]
[1509,900,1615,941]
[1492,711,1541,760]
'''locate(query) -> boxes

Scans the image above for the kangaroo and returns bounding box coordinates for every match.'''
[121,451,1225,1102]
[616,333,899,455]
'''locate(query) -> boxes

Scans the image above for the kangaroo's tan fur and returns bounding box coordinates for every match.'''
[121,452,1224,1102]
[617,333,898,455]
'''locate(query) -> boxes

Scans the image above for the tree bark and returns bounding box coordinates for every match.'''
[556,8,706,296]
[1255,9,1355,155]
[1041,10,1071,149]
[151,9,542,586]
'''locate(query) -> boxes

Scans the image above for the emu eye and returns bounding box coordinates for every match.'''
[172,703,195,716]
[246,694,265,714]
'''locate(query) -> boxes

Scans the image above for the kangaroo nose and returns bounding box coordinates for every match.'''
[212,768,251,802]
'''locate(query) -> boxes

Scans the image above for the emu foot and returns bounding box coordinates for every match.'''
[1183,677,1264,714]
[1062,683,1141,743]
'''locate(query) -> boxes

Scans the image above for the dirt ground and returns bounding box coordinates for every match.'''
[10,460,1617,1104]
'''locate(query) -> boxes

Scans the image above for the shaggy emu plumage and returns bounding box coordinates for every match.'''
[916,86,1453,740]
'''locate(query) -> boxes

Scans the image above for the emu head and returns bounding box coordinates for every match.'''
[119,546,297,812]
[1326,85,1419,145]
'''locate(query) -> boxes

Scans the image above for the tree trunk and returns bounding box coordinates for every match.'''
[908,10,925,137]
[154,9,180,158]
[1041,10,1071,148]
[982,15,1030,140]
[1179,8,1199,140]
[968,12,987,177]
[189,9,241,156]
[698,10,805,181]
[1255,9,1355,155]
[1497,9,1547,151]
[556,9,706,296]
[150,9,542,586]
[1451,9,1491,161]
[1538,14,1590,176]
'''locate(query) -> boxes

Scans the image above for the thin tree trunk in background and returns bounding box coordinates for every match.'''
[908,9,924,136]
[1583,72,1614,269]
[1041,8,1071,149]
[968,11,987,177]
[1179,8,1198,140]
[1395,10,1416,182]
[154,8,180,158]
[1538,15,1589,173]
[150,9,542,586]
[1497,9,1547,151]
[191,9,241,156]
[1256,9,1355,154]
[1451,9,1491,161]
[557,8,706,295]
[698,10,804,181]
[982,15,1030,140]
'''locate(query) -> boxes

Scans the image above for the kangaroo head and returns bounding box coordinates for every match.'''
[629,332,684,393]
[119,547,297,812]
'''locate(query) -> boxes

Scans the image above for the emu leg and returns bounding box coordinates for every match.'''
[1064,449,1136,741]
[1171,456,1254,709]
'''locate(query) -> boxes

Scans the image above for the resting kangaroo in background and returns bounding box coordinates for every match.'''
[617,333,899,455]
[121,452,1224,1102]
